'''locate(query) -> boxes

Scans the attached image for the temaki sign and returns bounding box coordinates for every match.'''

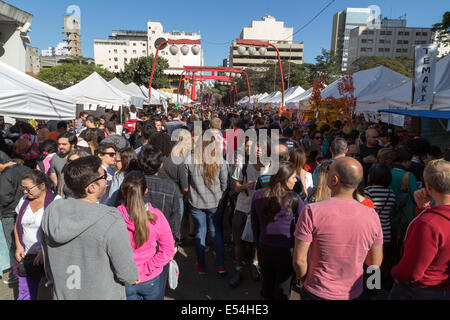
[412,44,438,107]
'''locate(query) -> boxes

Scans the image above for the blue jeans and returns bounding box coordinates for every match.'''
[190,206,225,269]
[125,271,166,300]
[389,282,450,300]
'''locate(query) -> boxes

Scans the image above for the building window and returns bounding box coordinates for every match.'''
[385,48,390,52]
[367,39,373,44]
[361,48,366,52]
[124,50,127,53]
[124,58,127,62]
[379,39,385,44]
[142,50,146,54]
[367,47,373,52]
[114,49,118,53]
[152,31,155,34]
[378,48,384,52]
[133,43,136,46]
[422,32,428,36]
[133,50,137,54]
[361,39,367,43]
[114,57,118,61]
[396,48,402,53]
[416,32,421,36]
[115,65,118,69]
[402,48,408,53]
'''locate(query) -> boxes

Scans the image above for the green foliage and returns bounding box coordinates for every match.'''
[432,11,450,44]
[348,55,413,78]
[37,58,115,89]
[117,55,170,88]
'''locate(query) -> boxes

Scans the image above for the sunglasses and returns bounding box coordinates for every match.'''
[85,170,107,188]
[100,152,116,157]
[315,136,323,140]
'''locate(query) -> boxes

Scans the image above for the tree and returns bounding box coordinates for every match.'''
[432,11,450,44]
[118,55,169,88]
[348,55,413,78]
[37,58,115,89]
[312,49,341,83]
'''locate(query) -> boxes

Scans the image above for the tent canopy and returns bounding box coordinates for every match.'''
[356,55,450,113]
[63,72,130,108]
[0,60,76,120]
[109,78,145,108]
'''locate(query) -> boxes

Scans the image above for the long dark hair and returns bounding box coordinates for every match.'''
[261,161,296,221]
[118,147,139,174]
[21,169,53,192]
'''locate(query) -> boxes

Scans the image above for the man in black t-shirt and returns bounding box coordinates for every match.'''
[79,115,105,142]
[359,128,381,181]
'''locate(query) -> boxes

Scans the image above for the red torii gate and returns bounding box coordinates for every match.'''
[177,66,251,105]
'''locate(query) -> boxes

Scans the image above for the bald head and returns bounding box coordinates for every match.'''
[329,157,363,190]
[365,128,379,148]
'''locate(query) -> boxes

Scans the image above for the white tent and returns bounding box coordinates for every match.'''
[63,72,130,110]
[296,66,409,110]
[0,60,76,120]
[268,86,305,107]
[285,87,314,109]
[356,55,450,112]
[109,78,145,108]
[139,85,167,105]
[259,91,280,104]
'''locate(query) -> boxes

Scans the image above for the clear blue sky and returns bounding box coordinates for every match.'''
[6,0,449,66]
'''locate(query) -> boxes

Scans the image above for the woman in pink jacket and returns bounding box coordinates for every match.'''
[118,171,174,300]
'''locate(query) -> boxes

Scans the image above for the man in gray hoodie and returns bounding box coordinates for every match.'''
[41,156,138,300]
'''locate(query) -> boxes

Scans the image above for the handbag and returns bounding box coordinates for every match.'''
[18,254,45,278]
[168,259,179,290]
[241,214,254,243]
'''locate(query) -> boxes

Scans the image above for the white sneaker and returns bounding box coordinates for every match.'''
[3,275,18,285]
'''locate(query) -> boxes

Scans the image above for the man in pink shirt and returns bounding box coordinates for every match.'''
[293,157,383,300]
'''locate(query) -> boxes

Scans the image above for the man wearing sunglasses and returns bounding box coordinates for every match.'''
[95,143,117,204]
[40,156,139,300]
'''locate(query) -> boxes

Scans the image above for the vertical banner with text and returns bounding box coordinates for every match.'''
[412,44,438,107]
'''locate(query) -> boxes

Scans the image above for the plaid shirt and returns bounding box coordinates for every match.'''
[187,163,228,210]
[143,175,182,240]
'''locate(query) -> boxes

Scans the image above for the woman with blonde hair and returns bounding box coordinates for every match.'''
[187,136,228,275]
[307,160,332,203]
[118,171,174,300]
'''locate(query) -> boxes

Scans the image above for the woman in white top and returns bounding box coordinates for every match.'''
[289,148,313,200]
[14,170,60,300]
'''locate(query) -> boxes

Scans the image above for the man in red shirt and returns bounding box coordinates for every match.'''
[390,159,450,300]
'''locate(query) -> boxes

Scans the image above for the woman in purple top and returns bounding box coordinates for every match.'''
[251,161,305,300]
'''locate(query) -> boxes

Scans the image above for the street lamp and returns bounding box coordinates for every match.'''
[236,39,286,110]
[148,38,201,102]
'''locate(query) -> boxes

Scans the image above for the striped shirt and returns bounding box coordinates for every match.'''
[364,186,396,243]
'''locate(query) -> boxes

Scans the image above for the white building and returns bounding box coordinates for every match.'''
[94,30,148,72]
[347,22,433,68]
[330,8,372,71]
[0,0,33,72]
[229,15,304,68]
[41,41,70,56]
[94,21,203,73]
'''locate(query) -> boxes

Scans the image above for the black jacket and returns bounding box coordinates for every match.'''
[0,163,31,218]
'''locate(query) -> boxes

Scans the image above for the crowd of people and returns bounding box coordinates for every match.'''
[0,103,448,300]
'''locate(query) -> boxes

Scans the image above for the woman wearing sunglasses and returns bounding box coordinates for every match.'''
[13,170,60,300]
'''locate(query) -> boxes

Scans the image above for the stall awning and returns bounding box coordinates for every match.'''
[379,109,450,120]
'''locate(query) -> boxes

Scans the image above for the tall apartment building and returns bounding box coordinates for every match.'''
[41,41,70,56]
[229,15,304,68]
[347,21,433,68]
[330,8,372,71]
[94,30,148,72]
[94,21,203,73]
